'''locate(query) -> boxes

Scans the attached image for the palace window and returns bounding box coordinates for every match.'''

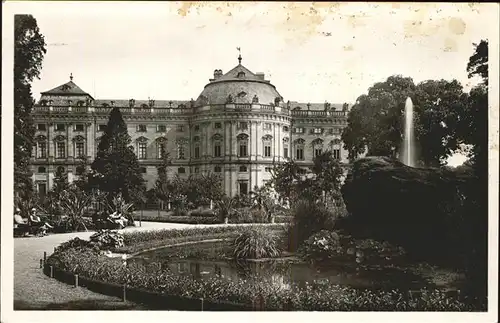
[177,143,186,160]
[214,166,222,173]
[264,123,272,130]
[194,145,200,159]
[239,166,247,172]
[262,135,272,158]
[98,124,107,132]
[138,142,147,159]
[56,142,65,159]
[312,138,324,158]
[157,125,167,132]
[75,142,85,158]
[157,142,166,159]
[74,124,84,132]
[313,128,323,134]
[140,167,147,174]
[194,125,200,131]
[237,134,249,157]
[265,167,272,173]
[284,147,289,159]
[333,149,341,160]
[56,166,65,173]
[137,124,147,132]
[38,166,46,173]
[283,126,289,132]
[194,167,200,173]
[214,122,222,129]
[37,142,47,159]
[76,166,85,175]
[294,138,305,161]
[315,148,323,157]
[239,181,249,195]
[294,127,304,134]
[37,124,46,131]
[55,124,65,131]
[176,125,185,132]
[214,143,222,157]
[178,167,186,174]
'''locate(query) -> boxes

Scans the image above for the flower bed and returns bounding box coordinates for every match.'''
[45,225,478,311]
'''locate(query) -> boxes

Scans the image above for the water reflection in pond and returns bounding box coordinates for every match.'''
[130,248,432,290]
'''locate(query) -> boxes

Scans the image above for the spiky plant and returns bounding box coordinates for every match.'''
[232,227,281,259]
[58,184,93,231]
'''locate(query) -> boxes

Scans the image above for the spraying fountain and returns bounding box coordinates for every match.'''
[401,97,416,167]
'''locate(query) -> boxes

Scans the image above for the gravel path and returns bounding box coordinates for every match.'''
[13,222,197,310]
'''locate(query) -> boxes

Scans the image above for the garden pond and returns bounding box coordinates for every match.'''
[129,241,460,291]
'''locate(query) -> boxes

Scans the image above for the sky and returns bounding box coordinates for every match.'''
[8,2,499,166]
[16,2,493,105]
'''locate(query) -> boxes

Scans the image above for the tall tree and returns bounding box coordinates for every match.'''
[467,40,488,86]
[90,107,145,203]
[342,75,468,166]
[310,151,344,203]
[14,15,47,204]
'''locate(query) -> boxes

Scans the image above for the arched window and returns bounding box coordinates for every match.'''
[193,136,201,159]
[329,139,341,160]
[294,138,305,160]
[156,137,167,159]
[136,136,148,159]
[283,137,290,159]
[237,133,249,157]
[312,138,324,157]
[176,138,187,160]
[54,135,66,159]
[36,135,48,159]
[212,133,223,158]
[237,71,246,78]
[262,135,273,158]
[73,135,86,158]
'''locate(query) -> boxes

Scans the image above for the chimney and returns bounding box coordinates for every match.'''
[256,72,265,80]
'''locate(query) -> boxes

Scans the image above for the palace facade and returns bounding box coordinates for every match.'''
[30,56,350,197]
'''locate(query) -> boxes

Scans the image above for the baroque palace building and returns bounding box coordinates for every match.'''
[31,55,351,197]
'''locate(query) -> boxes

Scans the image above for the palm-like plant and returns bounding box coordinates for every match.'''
[232,227,281,259]
[58,184,93,231]
[102,192,135,225]
[215,195,237,223]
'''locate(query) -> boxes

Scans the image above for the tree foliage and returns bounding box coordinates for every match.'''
[90,107,145,203]
[14,14,47,203]
[341,75,468,167]
[270,151,344,206]
[466,40,488,86]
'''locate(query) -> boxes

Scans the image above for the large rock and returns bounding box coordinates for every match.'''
[339,156,474,262]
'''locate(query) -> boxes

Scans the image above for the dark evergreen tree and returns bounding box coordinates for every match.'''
[14,15,47,204]
[90,107,145,203]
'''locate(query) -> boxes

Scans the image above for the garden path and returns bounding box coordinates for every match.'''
[13,222,202,310]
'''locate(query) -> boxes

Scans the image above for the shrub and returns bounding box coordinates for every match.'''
[172,207,188,217]
[287,200,339,251]
[299,230,342,262]
[54,237,96,253]
[90,230,125,250]
[230,208,267,224]
[189,208,216,217]
[232,227,281,259]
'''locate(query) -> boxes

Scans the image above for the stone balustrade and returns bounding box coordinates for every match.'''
[33,103,347,118]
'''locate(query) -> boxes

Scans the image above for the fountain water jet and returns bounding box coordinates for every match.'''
[401,97,416,167]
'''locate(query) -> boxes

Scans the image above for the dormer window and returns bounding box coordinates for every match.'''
[237,71,246,78]
[237,91,247,98]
